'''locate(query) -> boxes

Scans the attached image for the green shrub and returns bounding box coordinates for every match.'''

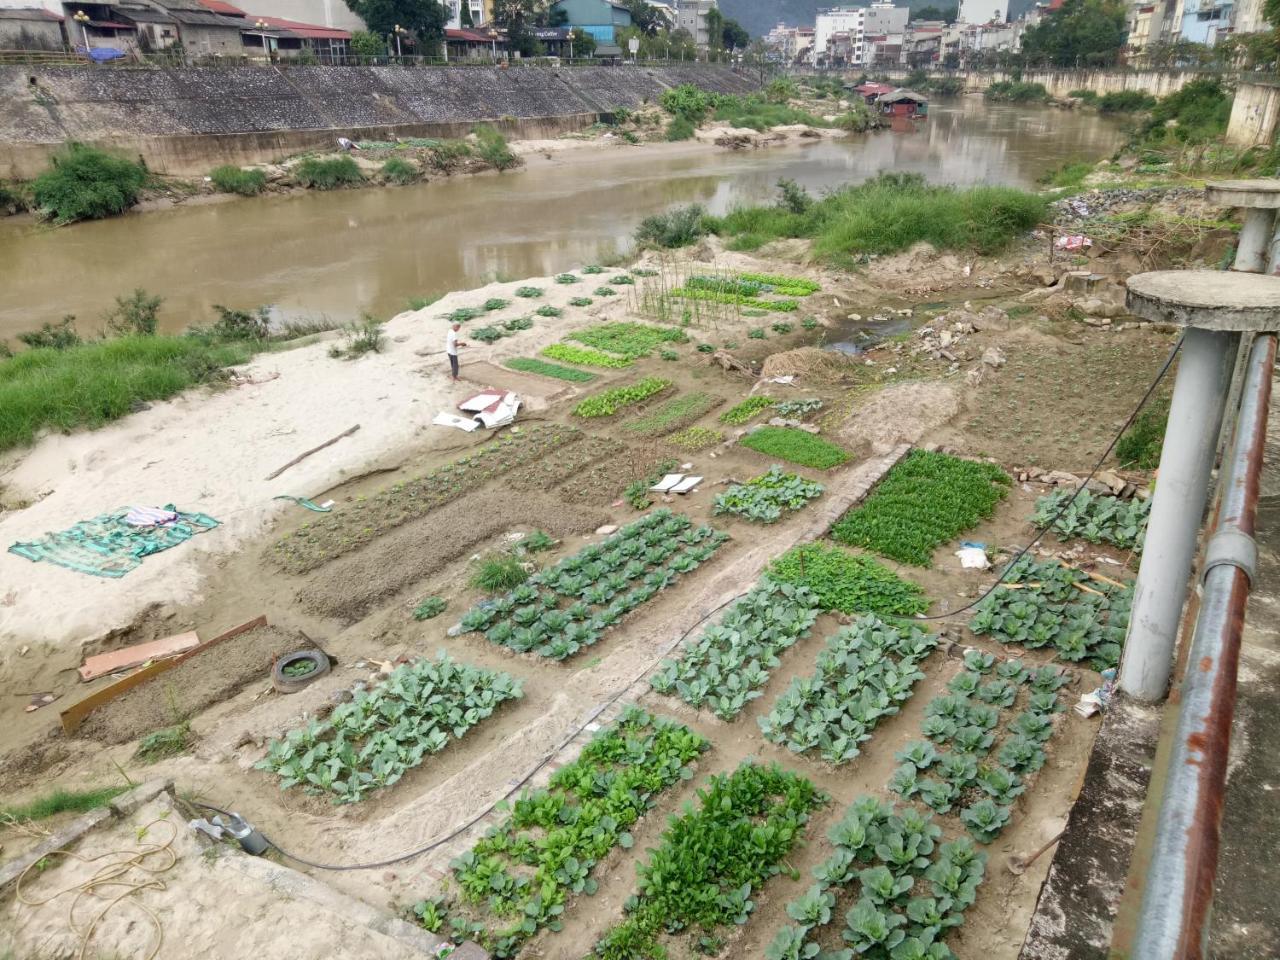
[426,139,472,172]
[831,450,1011,566]
[535,305,562,318]
[739,427,849,470]
[712,94,828,132]
[984,80,1050,103]
[569,297,594,307]
[1069,88,1099,104]
[635,204,707,249]
[1139,78,1231,145]
[293,156,363,189]
[210,165,267,196]
[471,551,527,592]
[1098,90,1156,114]
[32,143,148,223]
[0,180,29,213]
[1115,394,1168,469]
[413,596,447,620]
[474,124,519,171]
[380,156,419,183]
[666,116,696,141]
[514,286,543,299]
[103,288,163,337]
[206,304,271,341]
[330,316,385,359]
[769,542,929,616]
[504,357,596,382]
[1038,161,1094,189]
[661,83,713,122]
[16,316,81,350]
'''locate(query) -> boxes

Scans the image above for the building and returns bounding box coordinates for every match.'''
[864,32,903,65]
[0,6,65,47]
[902,18,943,64]
[444,0,489,30]
[551,0,631,45]
[865,2,908,36]
[763,22,814,63]
[675,0,715,48]
[815,4,908,66]
[877,88,928,117]
[1176,0,1233,44]
[958,0,1007,23]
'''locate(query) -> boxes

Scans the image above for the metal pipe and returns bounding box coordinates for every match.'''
[1130,333,1276,960]
[1119,327,1240,701]
[1233,207,1275,273]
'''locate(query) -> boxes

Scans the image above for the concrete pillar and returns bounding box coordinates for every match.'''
[1118,270,1280,701]
[1203,180,1280,276]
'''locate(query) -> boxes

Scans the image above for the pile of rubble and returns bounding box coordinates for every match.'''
[1052,186,1203,226]
[1014,466,1149,500]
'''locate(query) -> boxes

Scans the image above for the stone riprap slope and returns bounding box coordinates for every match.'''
[0,64,752,143]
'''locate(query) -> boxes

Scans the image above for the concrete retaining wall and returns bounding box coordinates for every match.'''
[0,63,755,178]
[1226,81,1280,147]
[877,67,1206,98]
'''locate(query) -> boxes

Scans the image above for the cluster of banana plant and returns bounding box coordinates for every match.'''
[968,556,1133,669]
[766,796,986,960]
[457,510,728,661]
[594,761,825,960]
[758,616,937,764]
[713,466,825,524]
[890,650,1066,844]
[1032,487,1150,553]
[411,708,708,958]
[255,653,521,804]
[649,578,823,720]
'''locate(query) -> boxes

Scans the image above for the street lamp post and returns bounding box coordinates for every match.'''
[73,10,90,52]
[253,19,270,60]
[393,24,406,59]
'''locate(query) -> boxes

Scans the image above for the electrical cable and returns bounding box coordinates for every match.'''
[192,331,1186,871]
[909,330,1184,623]
[192,585,753,872]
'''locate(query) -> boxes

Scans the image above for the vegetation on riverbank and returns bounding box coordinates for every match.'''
[705,173,1047,262]
[31,143,149,223]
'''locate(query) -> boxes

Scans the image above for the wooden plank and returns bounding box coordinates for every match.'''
[60,615,267,735]
[78,631,201,682]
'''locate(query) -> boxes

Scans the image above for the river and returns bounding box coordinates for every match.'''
[0,99,1127,339]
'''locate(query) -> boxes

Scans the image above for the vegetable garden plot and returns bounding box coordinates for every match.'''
[714,467,824,524]
[507,435,625,491]
[1031,487,1150,553]
[504,357,597,382]
[759,616,937,765]
[272,424,580,574]
[768,543,929,617]
[593,761,825,960]
[542,344,633,369]
[255,654,521,805]
[968,556,1133,670]
[456,510,729,661]
[890,651,1068,845]
[413,708,708,959]
[720,396,776,426]
[830,450,1011,566]
[740,427,851,470]
[649,578,823,720]
[623,392,724,438]
[567,322,687,360]
[574,378,673,419]
[766,797,986,960]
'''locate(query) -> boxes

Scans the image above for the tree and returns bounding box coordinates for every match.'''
[461,1,473,26]
[705,5,723,51]
[912,5,958,23]
[721,17,749,52]
[350,29,388,61]
[569,26,595,57]
[492,0,553,55]
[344,0,446,53]
[1020,0,1126,67]
[625,0,666,36]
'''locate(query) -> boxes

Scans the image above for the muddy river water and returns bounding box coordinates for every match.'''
[0,99,1126,338]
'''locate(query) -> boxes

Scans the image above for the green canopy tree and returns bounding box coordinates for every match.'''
[721,17,749,51]
[1020,0,1126,67]
[343,0,446,53]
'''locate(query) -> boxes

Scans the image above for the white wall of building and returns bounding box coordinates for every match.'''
[814,7,864,55]
[958,0,1008,23]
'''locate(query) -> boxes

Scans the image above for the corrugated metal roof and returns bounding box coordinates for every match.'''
[248,14,350,38]
[198,0,247,14]
[445,27,496,41]
[0,6,64,19]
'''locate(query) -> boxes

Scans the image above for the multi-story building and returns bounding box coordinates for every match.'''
[815,3,907,65]
[1176,0,1234,44]
[957,0,1007,23]
[675,0,716,48]
[763,22,814,62]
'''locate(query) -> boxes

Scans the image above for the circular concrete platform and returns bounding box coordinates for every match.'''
[1126,270,1280,332]
[1205,179,1280,209]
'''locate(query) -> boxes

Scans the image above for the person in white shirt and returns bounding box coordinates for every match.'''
[446,323,467,381]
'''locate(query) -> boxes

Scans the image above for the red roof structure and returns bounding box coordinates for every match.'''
[856,82,895,96]
[446,27,497,42]
[246,14,351,39]
[198,0,246,14]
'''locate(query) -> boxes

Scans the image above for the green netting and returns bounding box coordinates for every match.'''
[8,505,219,578]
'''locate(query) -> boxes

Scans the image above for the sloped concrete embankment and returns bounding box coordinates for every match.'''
[0,64,754,177]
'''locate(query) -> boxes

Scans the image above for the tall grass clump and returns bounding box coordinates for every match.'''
[666,116,696,141]
[984,80,1050,103]
[712,94,827,132]
[711,173,1046,263]
[103,288,163,336]
[474,125,519,171]
[380,156,419,183]
[0,335,254,452]
[32,142,148,223]
[293,155,364,189]
[16,317,81,350]
[635,204,707,249]
[1098,90,1156,114]
[1038,161,1094,189]
[1,785,129,822]
[471,551,528,592]
[210,165,267,196]
[1069,88,1099,104]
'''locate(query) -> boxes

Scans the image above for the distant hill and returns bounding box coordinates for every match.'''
[721,0,1037,38]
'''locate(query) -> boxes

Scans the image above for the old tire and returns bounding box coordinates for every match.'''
[272,650,330,694]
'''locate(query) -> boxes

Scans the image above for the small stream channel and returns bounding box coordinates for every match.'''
[0,99,1128,341]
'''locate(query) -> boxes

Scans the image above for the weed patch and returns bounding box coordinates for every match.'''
[740,427,850,470]
[635,204,707,248]
[768,542,929,616]
[1,786,128,822]
[380,156,418,183]
[135,721,191,762]
[831,450,1011,566]
[210,165,267,196]
[1115,394,1167,469]
[471,551,528,592]
[293,156,364,189]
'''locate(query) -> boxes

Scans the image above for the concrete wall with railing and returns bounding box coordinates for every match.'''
[0,62,754,177]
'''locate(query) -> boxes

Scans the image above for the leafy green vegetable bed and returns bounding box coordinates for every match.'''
[714,466,824,523]
[542,343,633,369]
[719,395,776,425]
[768,542,929,617]
[415,707,708,958]
[567,321,686,359]
[256,654,521,804]
[759,616,936,764]
[740,427,850,470]
[623,391,723,437]
[594,761,824,959]
[574,377,672,418]
[457,510,728,661]
[831,450,1011,566]
[272,424,580,573]
[670,286,800,312]
[968,556,1132,670]
[503,357,597,383]
[650,578,822,720]
[1032,488,1150,552]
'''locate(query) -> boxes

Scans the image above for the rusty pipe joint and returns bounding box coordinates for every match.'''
[1201,529,1259,586]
